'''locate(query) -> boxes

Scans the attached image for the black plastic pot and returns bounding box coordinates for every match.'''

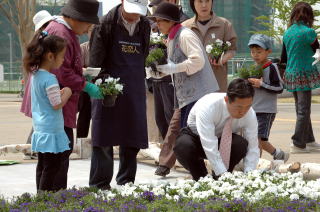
[102,95,117,107]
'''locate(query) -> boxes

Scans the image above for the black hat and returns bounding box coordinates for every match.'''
[61,0,99,24]
[149,0,163,7]
[150,2,180,22]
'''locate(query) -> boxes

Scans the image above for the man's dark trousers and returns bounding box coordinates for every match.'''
[174,127,248,181]
[89,146,140,188]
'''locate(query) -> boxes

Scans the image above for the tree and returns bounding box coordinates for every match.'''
[0,0,36,58]
[254,0,320,44]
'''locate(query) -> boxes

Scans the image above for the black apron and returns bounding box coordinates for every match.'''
[91,24,148,148]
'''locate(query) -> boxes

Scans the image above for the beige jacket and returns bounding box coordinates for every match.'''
[182,13,237,92]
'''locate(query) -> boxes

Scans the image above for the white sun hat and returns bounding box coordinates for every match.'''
[33,10,54,32]
[123,0,148,16]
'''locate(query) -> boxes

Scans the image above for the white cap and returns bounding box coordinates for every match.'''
[123,0,148,16]
[33,10,54,32]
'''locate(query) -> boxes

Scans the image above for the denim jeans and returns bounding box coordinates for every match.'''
[292,91,315,148]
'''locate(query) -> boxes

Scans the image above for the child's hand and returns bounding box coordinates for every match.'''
[248,78,262,88]
[61,87,72,98]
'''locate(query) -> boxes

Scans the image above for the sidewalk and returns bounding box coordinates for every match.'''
[0,159,187,199]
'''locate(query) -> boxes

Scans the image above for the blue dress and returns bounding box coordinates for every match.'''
[31,70,70,153]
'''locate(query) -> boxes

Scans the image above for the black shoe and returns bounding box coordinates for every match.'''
[155,165,170,177]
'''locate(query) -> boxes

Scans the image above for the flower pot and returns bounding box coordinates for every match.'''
[102,95,117,107]
[248,75,262,79]
[213,55,221,61]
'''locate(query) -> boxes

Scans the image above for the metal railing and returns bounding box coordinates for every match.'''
[228,57,255,76]
[0,62,23,93]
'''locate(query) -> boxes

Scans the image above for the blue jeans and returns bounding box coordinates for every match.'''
[292,90,315,148]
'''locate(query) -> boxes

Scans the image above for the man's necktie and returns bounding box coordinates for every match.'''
[219,117,233,170]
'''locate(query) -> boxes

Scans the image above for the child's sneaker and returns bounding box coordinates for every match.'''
[273,149,289,162]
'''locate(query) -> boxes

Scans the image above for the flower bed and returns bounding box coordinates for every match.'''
[1,171,320,211]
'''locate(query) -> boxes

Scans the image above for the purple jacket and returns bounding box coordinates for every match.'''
[45,21,85,128]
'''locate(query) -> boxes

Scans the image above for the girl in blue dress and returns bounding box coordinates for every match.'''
[282,2,320,153]
[23,31,72,192]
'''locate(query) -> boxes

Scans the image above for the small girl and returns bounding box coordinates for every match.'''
[23,31,72,192]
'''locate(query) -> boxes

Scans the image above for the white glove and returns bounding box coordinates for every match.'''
[312,49,320,66]
[157,60,181,75]
[145,67,168,79]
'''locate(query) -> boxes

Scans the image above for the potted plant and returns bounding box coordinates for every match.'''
[237,64,263,79]
[145,33,167,73]
[206,39,231,62]
[95,76,124,107]
[248,64,263,78]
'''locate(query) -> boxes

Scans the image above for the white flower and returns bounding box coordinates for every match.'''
[289,193,299,200]
[95,78,102,85]
[173,195,180,201]
[211,33,215,39]
[104,77,114,83]
[206,45,213,53]
[115,84,124,92]
[215,39,223,47]
[226,41,231,47]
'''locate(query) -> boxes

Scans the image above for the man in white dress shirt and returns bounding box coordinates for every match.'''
[173,78,260,181]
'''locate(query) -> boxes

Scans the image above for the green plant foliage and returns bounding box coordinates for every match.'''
[206,39,231,60]
[95,77,124,97]
[237,64,263,79]
[253,0,320,44]
[145,48,166,67]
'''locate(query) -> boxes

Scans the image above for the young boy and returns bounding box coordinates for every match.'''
[247,34,289,162]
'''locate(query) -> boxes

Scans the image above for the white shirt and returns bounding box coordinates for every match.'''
[120,8,140,36]
[187,93,260,176]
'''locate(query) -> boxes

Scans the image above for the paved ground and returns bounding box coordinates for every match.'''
[1,93,320,199]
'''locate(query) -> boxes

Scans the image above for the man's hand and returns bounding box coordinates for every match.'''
[248,78,262,88]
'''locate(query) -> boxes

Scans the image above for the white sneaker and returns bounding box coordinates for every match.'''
[306,142,320,150]
[290,145,310,154]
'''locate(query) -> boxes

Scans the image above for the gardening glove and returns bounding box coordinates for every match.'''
[83,82,103,99]
[145,67,168,79]
[157,60,182,75]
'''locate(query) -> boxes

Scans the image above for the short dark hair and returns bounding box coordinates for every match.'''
[289,2,314,27]
[249,44,268,50]
[190,0,213,17]
[227,78,254,103]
